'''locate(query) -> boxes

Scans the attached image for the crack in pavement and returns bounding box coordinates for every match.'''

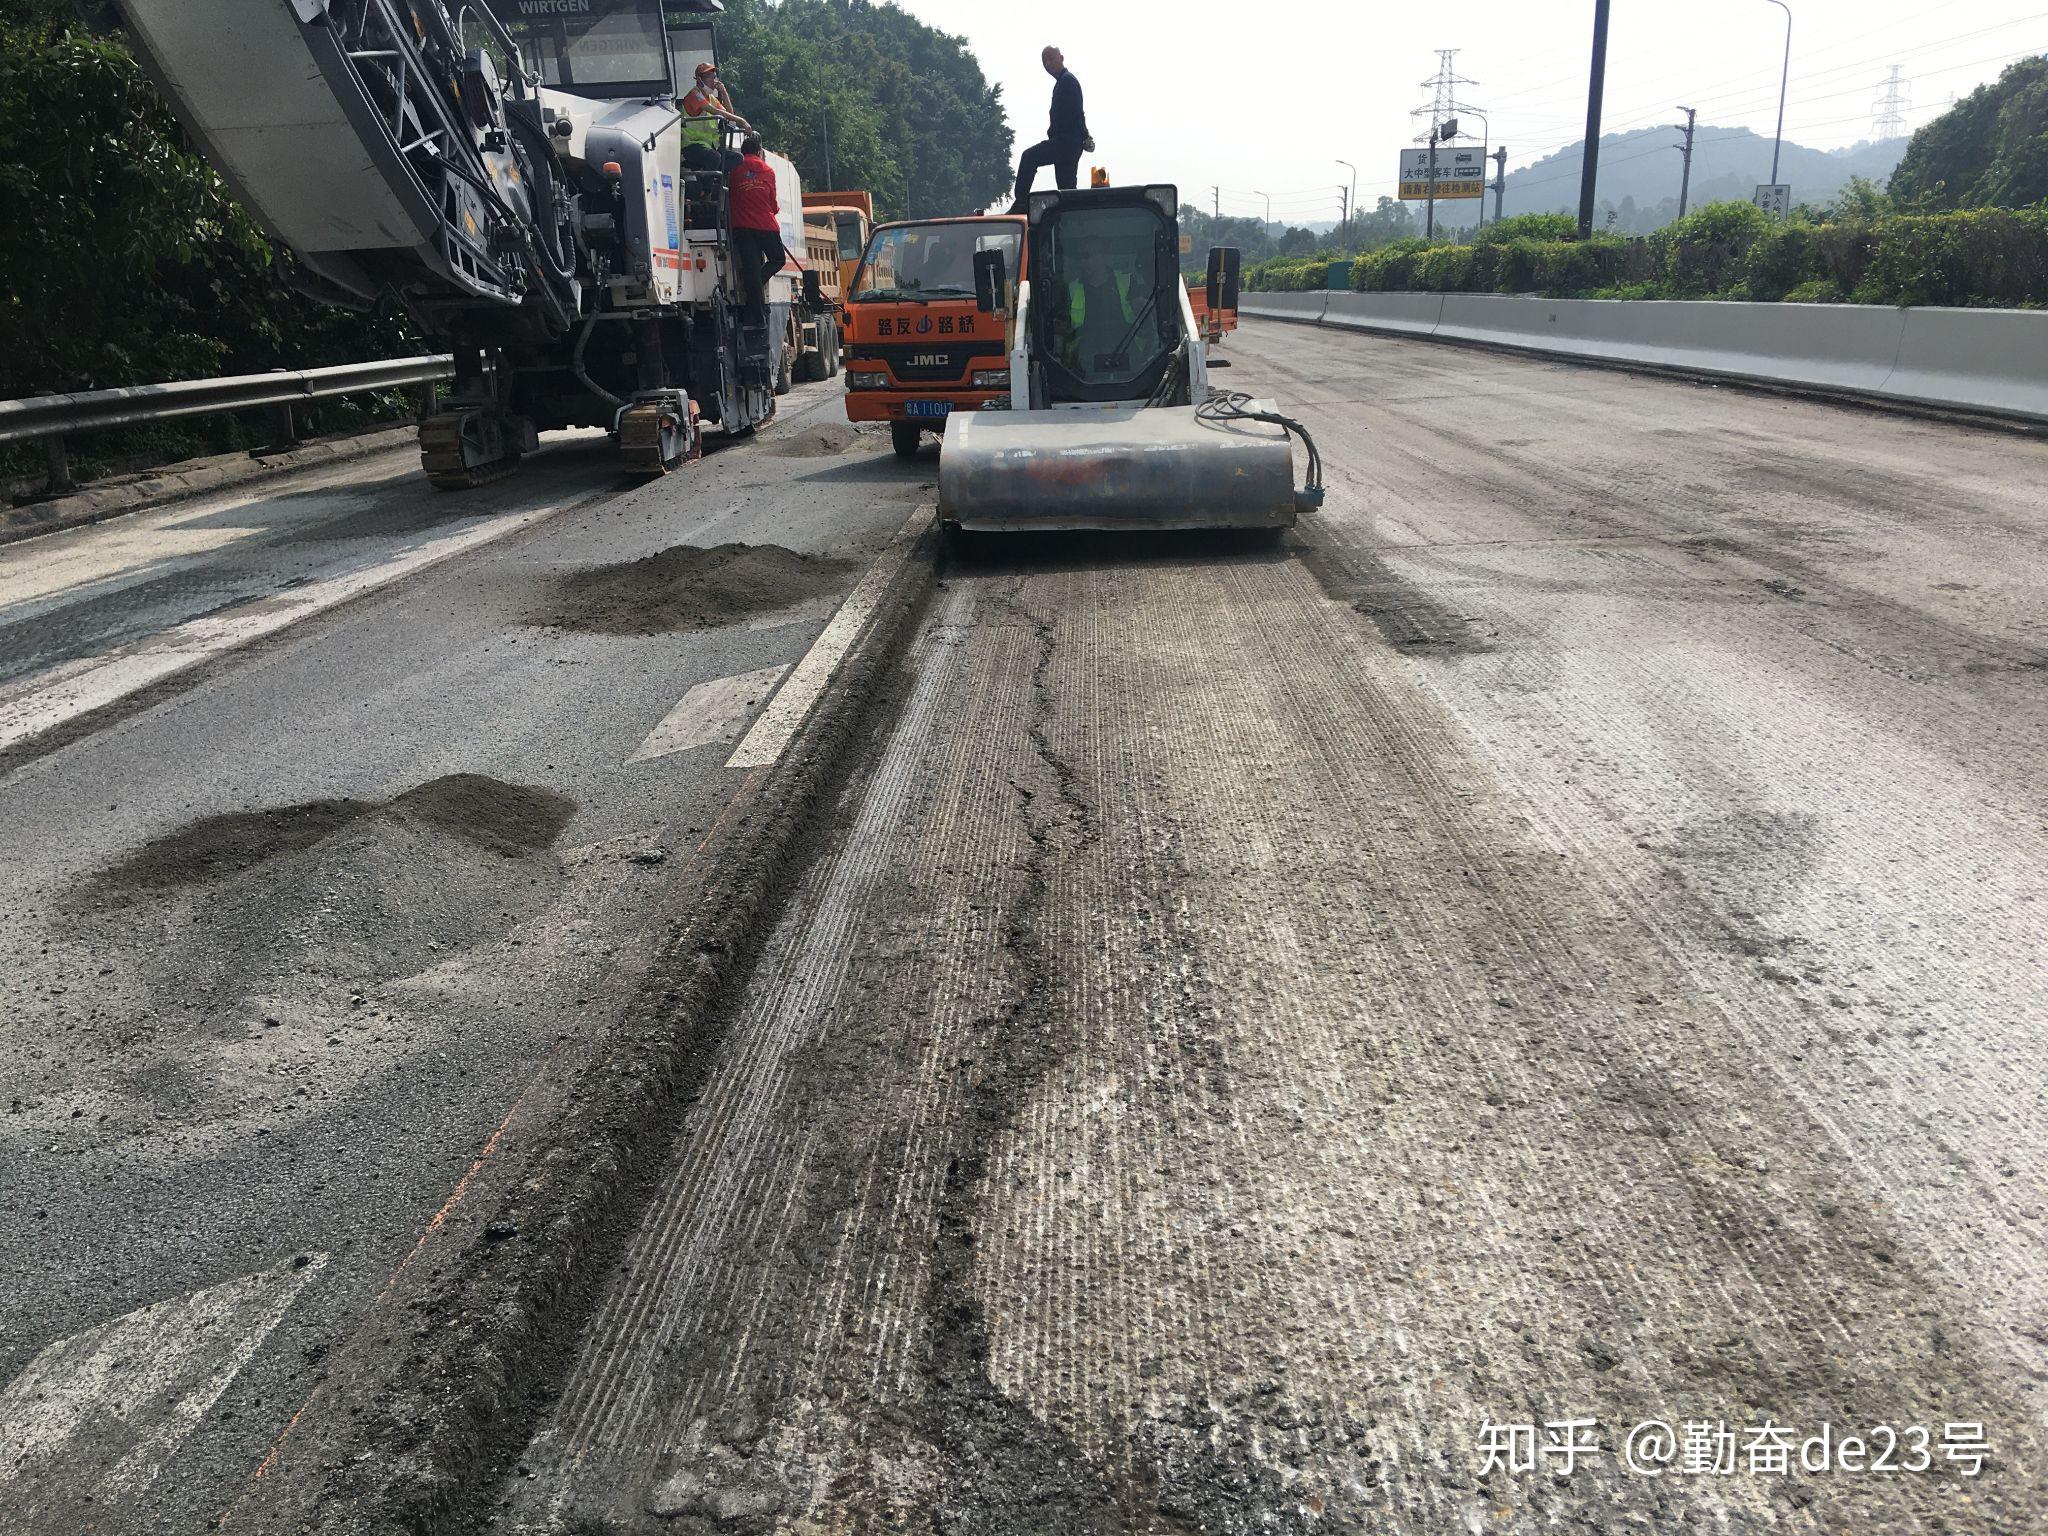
[920,575,1126,1536]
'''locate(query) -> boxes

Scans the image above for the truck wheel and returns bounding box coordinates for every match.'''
[797,325,828,383]
[775,321,797,395]
[890,422,922,459]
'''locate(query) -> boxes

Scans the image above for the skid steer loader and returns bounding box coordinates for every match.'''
[938,184,1322,533]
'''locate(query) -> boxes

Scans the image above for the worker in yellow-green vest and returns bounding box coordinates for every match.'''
[1064,246,1138,373]
[681,62,749,174]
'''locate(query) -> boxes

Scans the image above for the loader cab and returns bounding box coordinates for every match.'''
[1026,184,1186,405]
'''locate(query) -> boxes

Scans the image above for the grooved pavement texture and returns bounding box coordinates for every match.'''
[493,325,2047,1533]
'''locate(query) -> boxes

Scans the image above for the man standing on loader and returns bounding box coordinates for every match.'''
[1007,46,1093,213]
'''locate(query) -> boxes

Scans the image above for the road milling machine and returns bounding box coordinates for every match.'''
[95,0,817,487]
[938,185,1323,534]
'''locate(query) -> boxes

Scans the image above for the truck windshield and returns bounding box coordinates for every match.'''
[834,213,866,261]
[851,223,1020,303]
[505,1,669,95]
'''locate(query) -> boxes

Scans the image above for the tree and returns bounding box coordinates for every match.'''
[0,0,409,405]
[1891,56,2048,210]
[706,0,1012,218]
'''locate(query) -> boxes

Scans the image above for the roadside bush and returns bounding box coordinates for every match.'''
[1470,212,1577,246]
[1244,203,2048,307]
[1664,200,1773,295]
[1352,240,1430,292]
[1743,223,1815,301]
[1413,245,1476,292]
[1242,256,1329,292]
[1865,208,2048,307]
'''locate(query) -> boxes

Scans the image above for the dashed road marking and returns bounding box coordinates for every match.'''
[0,1252,326,1516]
[726,505,930,769]
[629,664,791,764]
[0,508,553,756]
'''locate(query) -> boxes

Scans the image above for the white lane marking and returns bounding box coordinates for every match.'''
[0,1253,326,1511]
[0,508,551,755]
[725,506,931,770]
[628,664,791,765]
[0,525,265,610]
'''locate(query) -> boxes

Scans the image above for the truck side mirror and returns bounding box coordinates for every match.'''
[1206,246,1241,314]
[801,268,824,307]
[974,248,1008,314]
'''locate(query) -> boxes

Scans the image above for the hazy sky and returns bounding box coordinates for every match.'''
[888,0,2048,223]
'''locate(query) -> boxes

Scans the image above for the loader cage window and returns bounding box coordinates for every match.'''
[506,0,672,98]
[1033,204,1178,403]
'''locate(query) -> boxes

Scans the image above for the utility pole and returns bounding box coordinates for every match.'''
[1426,130,1437,240]
[1335,159,1356,241]
[1577,0,1612,239]
[1212,185,1220,220]
[1674,106,1696,218]
[1491,144,1507,222]
[1337,184,1350,234]
[1424,117,1457,240]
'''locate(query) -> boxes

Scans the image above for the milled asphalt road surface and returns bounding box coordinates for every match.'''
[490,325,2047,1534]
[5,325,2046,1535]
[0,385,928,1534]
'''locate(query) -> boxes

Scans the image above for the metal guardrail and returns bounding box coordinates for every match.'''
[0,356,454,493]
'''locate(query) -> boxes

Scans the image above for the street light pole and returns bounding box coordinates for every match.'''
[1253,189,1271,231]
[1462,108,1490,229]
[1335,160,1356,240]
[1764,0,1792,187]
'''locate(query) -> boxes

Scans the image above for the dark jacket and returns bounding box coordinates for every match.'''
[1048,68,1087,144]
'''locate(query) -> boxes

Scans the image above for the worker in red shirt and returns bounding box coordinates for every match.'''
[726,136,787,336]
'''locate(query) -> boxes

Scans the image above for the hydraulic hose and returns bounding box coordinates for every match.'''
[1198,389,1326,512]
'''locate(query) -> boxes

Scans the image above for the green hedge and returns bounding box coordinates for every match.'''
[1243,202,2048,307]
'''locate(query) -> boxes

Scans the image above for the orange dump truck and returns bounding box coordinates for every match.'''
[800,190,876,313]
[841,214,1025,458]
[1188,278,1239,345]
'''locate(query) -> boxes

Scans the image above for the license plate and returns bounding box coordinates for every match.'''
[904,400,952,419]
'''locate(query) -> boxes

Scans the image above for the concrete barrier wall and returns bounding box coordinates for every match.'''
[1238,290,2048,425]
[1322,292,1445,336]
[1883,307,2048,419]
[1246,291,1329,322]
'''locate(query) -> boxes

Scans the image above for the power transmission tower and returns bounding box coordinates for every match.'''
[1673,106,1697,218]
[1212,185,1220,219]
[1410,49,1484,235]
[1873,66,1911,139]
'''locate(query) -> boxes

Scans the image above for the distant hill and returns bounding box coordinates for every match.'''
[1429,126,1909,233]
[1891,55,2048,208]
